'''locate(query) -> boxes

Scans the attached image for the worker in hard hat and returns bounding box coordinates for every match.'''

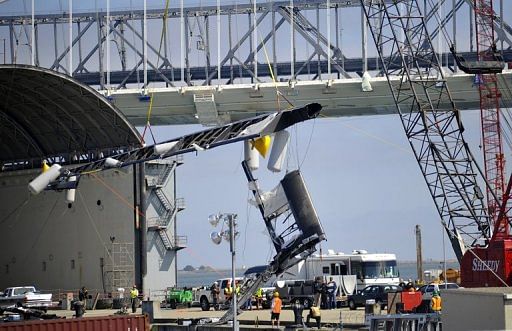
[224,280,233,303]
[431,291,442,313]
[271,292,282,328]
[255,287,263,310]
[306,304,322,329]
[210,282,220,310]
[130,285,139,313]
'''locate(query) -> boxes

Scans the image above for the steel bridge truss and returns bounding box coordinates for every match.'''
[0,0,511,90]
[361,0,492,261]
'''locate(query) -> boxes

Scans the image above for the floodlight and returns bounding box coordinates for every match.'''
[105,157,122,168]
[210,231,222,245]
[222,231,231,242]
[208,214,220,227]
[28,164,62,195]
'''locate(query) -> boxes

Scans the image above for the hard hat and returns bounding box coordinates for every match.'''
[273,292,279,297]
[214,282,219,285]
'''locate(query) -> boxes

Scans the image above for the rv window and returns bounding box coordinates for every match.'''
[340,264,347,275]
[330,264,337,275]
[351,261,363,279]
[322,266,330,274]
[362,261,399,279]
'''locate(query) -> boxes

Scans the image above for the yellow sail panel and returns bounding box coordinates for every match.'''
[42,161,50,173]
[252,135,271,158]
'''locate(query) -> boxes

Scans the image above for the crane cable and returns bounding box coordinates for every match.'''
[427,0,512,151]
[426,1,512,201]
[141,0,171,145]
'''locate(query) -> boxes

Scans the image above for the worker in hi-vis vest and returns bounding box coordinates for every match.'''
[255,287,263,310]
[130,285,139,313]
[431,291,442,313]
[224,280,233,302]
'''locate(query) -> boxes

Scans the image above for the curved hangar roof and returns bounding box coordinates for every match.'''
[0,65,142,170]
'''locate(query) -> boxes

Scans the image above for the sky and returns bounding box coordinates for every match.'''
[148,108,490,269]
[1,0,512,270]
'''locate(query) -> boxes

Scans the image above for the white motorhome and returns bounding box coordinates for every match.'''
[282,249,400,290]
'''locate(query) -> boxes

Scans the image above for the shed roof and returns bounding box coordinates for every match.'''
[0,65,142,170]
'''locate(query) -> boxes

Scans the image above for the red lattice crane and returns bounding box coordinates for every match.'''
[458,0,512,287]
[361,0,510,287]
[474,0,508,238]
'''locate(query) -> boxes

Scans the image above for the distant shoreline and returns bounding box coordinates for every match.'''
[398,259,459,264]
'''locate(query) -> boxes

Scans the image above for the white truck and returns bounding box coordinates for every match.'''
[193,277,243,311]
[0,286,52,310]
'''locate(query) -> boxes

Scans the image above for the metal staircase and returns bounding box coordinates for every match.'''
[146,160,186,251]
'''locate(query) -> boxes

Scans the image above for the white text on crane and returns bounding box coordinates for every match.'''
[472,259,500,273]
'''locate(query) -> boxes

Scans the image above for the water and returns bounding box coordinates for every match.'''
[177,260,460,288]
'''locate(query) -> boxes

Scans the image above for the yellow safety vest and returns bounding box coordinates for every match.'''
[225,286,233,295]
[130,289,139,299]
[431,296,442,311]
[256,288,263,298]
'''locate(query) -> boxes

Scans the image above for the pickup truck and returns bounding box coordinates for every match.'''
[193,277,243,311]
[0,286,52,310]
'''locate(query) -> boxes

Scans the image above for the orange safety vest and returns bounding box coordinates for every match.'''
[431,296,442,311]
[272,297,282,314]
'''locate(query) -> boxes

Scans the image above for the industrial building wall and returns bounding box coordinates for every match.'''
[0,168,135,293]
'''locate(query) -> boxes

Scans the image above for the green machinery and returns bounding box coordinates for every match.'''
[165,288,193,309]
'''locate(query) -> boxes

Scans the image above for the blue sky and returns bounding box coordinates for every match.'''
[2,0,511,269]
[149,109,487,269]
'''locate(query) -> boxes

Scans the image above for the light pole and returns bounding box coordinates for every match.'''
[209,213,239,331]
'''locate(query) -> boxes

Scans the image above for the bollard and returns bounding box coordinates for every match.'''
[365,299,376,315]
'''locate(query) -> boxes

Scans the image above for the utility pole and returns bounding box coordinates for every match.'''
[416,225,423,283]
[209,213,239,331]
[228,214,238,331]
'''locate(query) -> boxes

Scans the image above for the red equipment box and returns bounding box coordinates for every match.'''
[400,291,422,312]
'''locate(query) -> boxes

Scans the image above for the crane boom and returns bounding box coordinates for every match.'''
[361,0,512,287]
[473,0,509,240]
[360,0,491,263]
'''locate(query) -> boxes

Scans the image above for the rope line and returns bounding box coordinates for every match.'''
[141,0,170,143]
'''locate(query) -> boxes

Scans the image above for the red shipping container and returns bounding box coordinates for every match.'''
[401,291,422,312]
[0,314,149,331]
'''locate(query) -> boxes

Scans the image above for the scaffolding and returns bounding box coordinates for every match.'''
[104,242,134,292]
